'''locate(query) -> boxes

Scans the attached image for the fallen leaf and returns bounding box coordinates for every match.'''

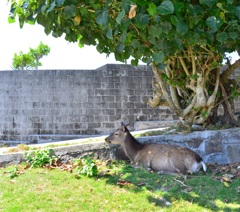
[136,182,146,187]
[60,164,73,173]
[24,164,30,169]
[99,170,110,176]
[117,179,133,186]
[221,175,233,183]
[223,181,230,187]
[181,187,192,193]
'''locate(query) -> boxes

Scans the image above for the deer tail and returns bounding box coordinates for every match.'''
[201,161,207,172]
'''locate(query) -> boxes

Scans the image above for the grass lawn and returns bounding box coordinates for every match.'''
[0,160,240,212]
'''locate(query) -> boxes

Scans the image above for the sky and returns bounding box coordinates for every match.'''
[0,0,128,71]
[0,1,239,71]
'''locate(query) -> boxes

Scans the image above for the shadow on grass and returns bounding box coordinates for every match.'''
[100,161,240,211]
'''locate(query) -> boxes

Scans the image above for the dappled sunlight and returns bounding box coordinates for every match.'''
[215,199,240,211]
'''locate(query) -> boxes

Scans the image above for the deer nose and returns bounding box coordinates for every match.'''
[105,137,111,143]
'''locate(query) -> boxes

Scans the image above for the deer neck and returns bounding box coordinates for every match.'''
[122,134,143,161]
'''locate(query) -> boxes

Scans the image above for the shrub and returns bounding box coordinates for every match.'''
[24,148,58,168]
[74,154,98,177]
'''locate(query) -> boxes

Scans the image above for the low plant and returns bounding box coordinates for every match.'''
[74,154,98,177]
[7,166,19,179]
[5,165,25,179]
[24,148,58,168]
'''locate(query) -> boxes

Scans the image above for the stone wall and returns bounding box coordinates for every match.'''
[138,127,240,164]
[1,127,240,167]
[0,64,177,143]
[0,64,239,144]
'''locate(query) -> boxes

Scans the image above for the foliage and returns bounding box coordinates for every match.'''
[74,154,98,177]
[8,0,240,65]
[7,166,19,179]
[8,0,240,127]
[24,148,58,168]
[12,42,50,70]
[12,51,35,70]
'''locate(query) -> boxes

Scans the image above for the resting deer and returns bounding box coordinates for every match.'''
[105,123,207,175]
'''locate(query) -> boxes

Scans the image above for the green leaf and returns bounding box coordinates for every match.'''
[106,28,113,39]
[172,38,182,50]
[228,32,238,40]
[96,10,108,27]
[120,18,131,31]
[171,16,188,35]
[147,3,157,16]
[132,39,140,48]
[171,16,178,27]
[135,13,150,29]
[159,22,172,34]
[46,1,56,13]
[55,0,65,6]
[188,4,204,16]
[8,16,15,24]
[116,10,125,24]
[44,27,51,35]
[177,19,188,35]
[216,32,228,42]
[153,51,164,64]
[236,6,240,19]
[120,31,127,43]
[131,58,139,66]
[199,0,218,7]
[206,16,223,32]
[157,1,174,15]
[63,5,77,18]
[116,43,124,52]
[149,25,162,38]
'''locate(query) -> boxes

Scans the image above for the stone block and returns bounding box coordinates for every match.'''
[226,145,240,163]
[205,137,223,154]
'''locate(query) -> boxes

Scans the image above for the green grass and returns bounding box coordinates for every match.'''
[0,161,240,212]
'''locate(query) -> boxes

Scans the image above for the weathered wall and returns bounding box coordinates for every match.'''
[0,64,177,143]
[1,127,240,167]
[138,127,240,164]
[0,64,239,144]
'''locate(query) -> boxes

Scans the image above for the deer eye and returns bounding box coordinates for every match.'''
[114,133,119,136]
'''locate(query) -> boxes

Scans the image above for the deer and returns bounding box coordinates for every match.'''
[105,122,207,175]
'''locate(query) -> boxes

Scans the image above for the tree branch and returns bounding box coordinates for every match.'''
[152,63,182,116]
[179,57,190,76]
[182,95,197,116]
[189,46,196,76]
[207,68,220,107]
[221,58,240,81]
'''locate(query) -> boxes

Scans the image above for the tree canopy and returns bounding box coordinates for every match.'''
[12,42,50,70]
[8,0,240,128]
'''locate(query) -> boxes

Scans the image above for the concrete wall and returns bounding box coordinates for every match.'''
[0,64,177,143]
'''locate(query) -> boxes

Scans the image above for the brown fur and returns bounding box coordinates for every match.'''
[105,123,207,175]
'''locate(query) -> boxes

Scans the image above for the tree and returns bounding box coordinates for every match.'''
[12,42,50,70]
[12,51,35,70]
[8,0,240,129]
